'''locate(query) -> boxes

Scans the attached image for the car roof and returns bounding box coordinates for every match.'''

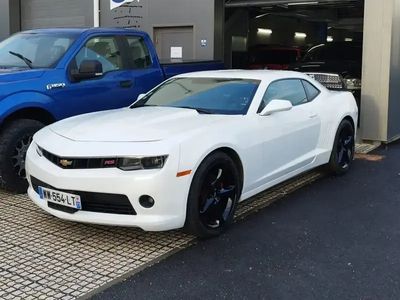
[20,27,142,35]
[176,69,313,82]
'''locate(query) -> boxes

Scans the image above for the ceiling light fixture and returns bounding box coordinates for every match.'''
[258,28,273,35]
[294,32,307,38]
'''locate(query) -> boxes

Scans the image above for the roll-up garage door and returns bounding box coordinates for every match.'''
[21,0,94,30]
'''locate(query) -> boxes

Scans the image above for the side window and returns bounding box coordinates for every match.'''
[73,36,122,74]
[126,36,152,69]
[302,80,320,101]
[258,79,308,112]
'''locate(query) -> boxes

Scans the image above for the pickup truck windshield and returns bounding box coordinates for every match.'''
[0,33,78,69]
[132,77,260,115]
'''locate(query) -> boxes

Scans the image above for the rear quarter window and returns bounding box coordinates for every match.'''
[302,80,320,101]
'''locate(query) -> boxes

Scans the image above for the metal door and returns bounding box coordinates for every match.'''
[21,0,92,30]
[153,26,194,60]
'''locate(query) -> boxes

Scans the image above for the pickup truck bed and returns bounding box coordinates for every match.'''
[161,60,224,78]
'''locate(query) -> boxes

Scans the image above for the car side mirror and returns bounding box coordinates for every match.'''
[71,60,103,81]
[259,99,293,116]
[137,93,146,101]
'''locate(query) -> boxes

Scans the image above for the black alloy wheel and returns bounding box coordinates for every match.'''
[185,152,241,238]
[336,126,354,169]
[12,134,33,179]
[328,119,355,175]
[199,163,237,229]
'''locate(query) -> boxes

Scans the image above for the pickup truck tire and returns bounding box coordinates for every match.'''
[0,119,44,193]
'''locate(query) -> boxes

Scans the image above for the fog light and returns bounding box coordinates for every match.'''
[139,195,155,208]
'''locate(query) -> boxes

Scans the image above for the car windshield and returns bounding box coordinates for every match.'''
[303,43,362,62]
[132,77,260,115]
[0,32,78,69]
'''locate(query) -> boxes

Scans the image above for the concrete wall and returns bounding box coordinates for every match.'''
[387,0,400,140]
[0,1,13,40]
[0,0,20,40]
[361,0,396,142]
[100,0,218,60]
[214,0,225,61]
[21,0,94,30]
[224,8,250,68]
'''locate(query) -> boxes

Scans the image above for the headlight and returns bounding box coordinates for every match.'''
[345,78,362,90]
[118,156,168,171]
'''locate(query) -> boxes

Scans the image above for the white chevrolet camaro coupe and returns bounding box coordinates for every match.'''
[26,70,358,237]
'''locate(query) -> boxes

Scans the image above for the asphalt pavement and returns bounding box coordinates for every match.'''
[92,142,400,300]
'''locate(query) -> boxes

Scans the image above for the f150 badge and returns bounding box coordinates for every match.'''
[46,83,66,90]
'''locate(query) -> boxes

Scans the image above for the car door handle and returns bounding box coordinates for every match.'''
[120,80,133,88]
[309,113,318,119]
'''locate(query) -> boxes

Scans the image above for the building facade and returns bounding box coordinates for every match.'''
[0,0,224,61]
[1,0,400,143]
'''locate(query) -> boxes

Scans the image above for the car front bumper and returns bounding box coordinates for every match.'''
[25,143,192,232]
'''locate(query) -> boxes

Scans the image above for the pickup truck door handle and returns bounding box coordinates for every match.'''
[120,80,133,88]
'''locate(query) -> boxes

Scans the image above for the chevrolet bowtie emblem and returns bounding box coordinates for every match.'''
[59,159,73,167]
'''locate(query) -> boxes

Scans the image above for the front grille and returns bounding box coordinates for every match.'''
[306,73,344,90]
[48,202,78,214]
[40,147,118,169]
[31,176,136,215]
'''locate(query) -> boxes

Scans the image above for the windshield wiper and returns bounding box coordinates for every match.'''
[174,106,213,114]
[130,104,158,109]
[131,104,213,114]
[9,51,33,69]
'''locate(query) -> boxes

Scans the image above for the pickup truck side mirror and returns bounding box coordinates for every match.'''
[71,60,103,81]
[137,93,146,101]
[259,99,293,116]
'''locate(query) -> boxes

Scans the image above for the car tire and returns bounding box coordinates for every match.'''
[184,152,241,238]
[327,119,355,175]
[0,119,44,193]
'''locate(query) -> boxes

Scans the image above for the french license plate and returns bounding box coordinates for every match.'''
[38,186,82,210]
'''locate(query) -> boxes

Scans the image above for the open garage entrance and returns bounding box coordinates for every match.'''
[223,0,400,144]
[224,0,366,134]
[224,0,364,68]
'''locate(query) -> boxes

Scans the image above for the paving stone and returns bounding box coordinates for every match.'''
[0,144,369,299]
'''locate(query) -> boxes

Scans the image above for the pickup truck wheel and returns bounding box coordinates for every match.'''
[0,119,44,193]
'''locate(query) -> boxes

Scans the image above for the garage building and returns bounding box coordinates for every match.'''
[0,0,399,144]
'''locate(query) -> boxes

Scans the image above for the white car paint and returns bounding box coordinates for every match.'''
[26,70,358,231]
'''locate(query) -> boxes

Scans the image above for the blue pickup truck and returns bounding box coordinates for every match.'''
[0,28,223,193]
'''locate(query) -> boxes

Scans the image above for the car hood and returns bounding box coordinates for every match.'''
[290,60,362,78]
[50,106,228,142]
[0,68,46,83]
